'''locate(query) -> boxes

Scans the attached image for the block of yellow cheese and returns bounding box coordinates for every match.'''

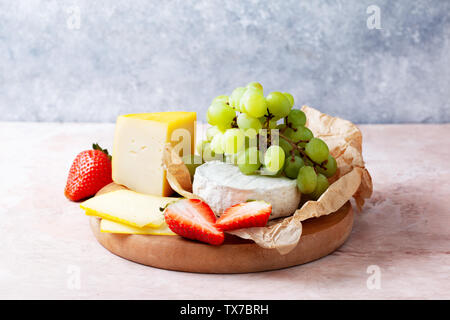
[100,218,176,235]
[80,189,179,228]
[112,112,196,196]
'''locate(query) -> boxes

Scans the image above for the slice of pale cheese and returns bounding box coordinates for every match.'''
[81,189,179,228]
[112,112,196,196]
[100,218,176,235]
[193,160,301,220]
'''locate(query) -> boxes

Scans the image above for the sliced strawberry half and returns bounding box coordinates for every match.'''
[215,201,272,231]
[164,199,224,245]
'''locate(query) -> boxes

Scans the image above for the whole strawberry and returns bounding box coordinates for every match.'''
[64,143,113,201]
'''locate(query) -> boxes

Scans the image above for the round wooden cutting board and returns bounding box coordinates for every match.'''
[90,201,353,273]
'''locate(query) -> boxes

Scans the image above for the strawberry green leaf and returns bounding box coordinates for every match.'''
[92,143,112,160]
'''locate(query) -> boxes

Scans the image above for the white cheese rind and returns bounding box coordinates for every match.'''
[193,161,301,220]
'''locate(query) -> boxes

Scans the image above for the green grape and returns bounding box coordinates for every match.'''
[283,92,294,107]
[261,165,283,176]
[279,137,293,155]
[263,145,285,174]
[268,120,278,129]
[241,88,267,118]
[284,155,304,179]
[222,128,245,154]
[302,156,314,167]
[182,154,204,179]
[229,87,247,111]
[210,132,225,154]
[297,166,317,194]
[246,81,263,92]
[285,126,313,146]
[237,147,261,175]
[237,113,262,134]
[310,173,329,200]
[212,95,229,104]
[317,154,337,178]
[239,96,248,113]
[287,109,306,127]
[206,126,222,141]
[242,128,259,139]
[196,140,207,155]
[305,138,329,164]
[207,101,236,130]
[266,92,292,119]
[245,136,258,150]
[202,142,220,162]
[276,123,287,131]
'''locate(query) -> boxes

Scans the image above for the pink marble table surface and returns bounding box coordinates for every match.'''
[0,122,449,300]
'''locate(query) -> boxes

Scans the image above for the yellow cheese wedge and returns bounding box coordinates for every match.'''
[112,112,196,196]
[99,218,176,235]
[80,189,179,228]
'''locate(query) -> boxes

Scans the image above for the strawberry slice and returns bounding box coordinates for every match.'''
[164,199,224,245]
[215,201,272,231]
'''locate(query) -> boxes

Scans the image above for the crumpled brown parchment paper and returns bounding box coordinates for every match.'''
[162,144,206,201]
[163,106,373,254]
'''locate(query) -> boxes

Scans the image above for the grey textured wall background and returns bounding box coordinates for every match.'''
[0,0,449,124]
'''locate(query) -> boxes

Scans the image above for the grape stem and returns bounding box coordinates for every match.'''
[279,133,327,170]
[264,110,275,126]
[231,116,238,128]
[261,110,276,145]
[290,149,296,161]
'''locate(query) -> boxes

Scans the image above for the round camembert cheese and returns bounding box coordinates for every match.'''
[193,161,301,220]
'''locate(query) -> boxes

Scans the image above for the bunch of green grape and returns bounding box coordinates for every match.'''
[197,82,338,200]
